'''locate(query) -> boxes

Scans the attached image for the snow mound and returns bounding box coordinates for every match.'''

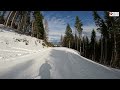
[0,25,47,60]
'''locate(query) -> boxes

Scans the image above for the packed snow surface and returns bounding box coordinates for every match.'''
[0,47,120,79]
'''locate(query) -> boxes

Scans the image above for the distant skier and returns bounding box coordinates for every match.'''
[39,61,52,79]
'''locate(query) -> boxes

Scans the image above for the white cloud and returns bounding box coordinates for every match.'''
[82,25,101,40]
[47,17,67,42]
[66,16,70,18]
[49,31,65,36]
[71,24,101,40]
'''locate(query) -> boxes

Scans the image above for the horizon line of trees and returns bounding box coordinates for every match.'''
[61,11,120,69]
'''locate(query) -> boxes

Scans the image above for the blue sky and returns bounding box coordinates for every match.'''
[42,11,104,42]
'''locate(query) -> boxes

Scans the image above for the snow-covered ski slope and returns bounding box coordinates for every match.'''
[0,25,120,79]
[0,47,120,79]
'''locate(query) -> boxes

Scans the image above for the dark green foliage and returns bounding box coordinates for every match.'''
[75,16,83,35]
[33,11,45,39]
[0,11,6,24]
[42,42,46,46]
[90,29,96,60]
[93,11,120,68]
[0,16,5,24]
[63,24,74,48]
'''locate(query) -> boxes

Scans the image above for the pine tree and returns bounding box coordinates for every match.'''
[25,11,31,34]
[75,16,83,53]
[63,24,74,48]
[93,11,108,63]
[17,11,25,32]
[90,29,96,61]
[33,11,45,39]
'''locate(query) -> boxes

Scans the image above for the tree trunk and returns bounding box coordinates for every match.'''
[17,20,20,31]
[85,44,86,57]
[110,50,114,66]
[94,42,95,61]
[75,29,77,50]
[17,14,22,31]
[23,12,28,33]
[18,16,24,31]
[22,15,26,33]
[69,40,70,48]
[79,34,81,54]
[83,39,84,56]
[11,11,18,28]
[75,34,76,50]
[77,37,78,51]
[37,33,39,38]
[113,31,117,67]
[100,35,103,63]
[104,37,107,64]
[31,21,34,37]
[80,39,81,54]
[5,11,13,26]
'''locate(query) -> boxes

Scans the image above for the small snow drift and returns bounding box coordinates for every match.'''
[0,25,47,61]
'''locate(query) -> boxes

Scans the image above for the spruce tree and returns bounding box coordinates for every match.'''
[63,24,74,48]
[85,36,90,58]
[33,11,45,39]
[75,16,83,53]
[93,11,108,63]
[90,29,96,61]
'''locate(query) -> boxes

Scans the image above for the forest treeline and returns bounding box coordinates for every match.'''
[61,11,120,69]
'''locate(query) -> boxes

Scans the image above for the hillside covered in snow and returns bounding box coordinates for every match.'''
[0,24,47,61]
